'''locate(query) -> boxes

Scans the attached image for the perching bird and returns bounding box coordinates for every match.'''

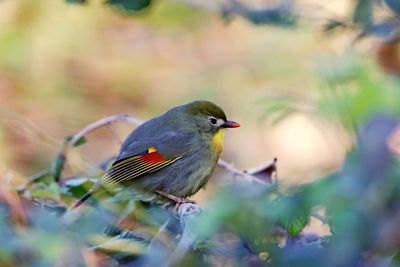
[70,100,239,210]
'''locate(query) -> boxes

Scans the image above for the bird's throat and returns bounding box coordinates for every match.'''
[212,129,225,155]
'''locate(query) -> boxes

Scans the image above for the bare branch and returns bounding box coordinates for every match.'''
[107,122,123,145]
[245,157,278,183]
[165,203,202,266]
[68,114,143,146]
[146,203,203,267]
[217,158,276,185]
[312,213,328,225]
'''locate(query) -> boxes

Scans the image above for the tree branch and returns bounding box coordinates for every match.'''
[68,114,143,146]
[217,158,277,185]
[165,203,202,266]
[145,203,202,267]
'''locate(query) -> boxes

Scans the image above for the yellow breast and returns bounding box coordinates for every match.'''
[212,129,225,156]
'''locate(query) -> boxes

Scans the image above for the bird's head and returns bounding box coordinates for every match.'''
[181,100,240,137]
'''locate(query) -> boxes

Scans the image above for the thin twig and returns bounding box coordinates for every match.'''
[68,114,143,146]
[312,213,328,225]
[217,159,272,185]
[107,122,123,144]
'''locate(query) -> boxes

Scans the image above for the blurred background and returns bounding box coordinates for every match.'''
[0,0,364,188]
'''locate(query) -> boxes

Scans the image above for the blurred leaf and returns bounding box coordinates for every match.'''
[353,0,373,29]
[107,0,152,14]
[61,177,96,198]
[50,152,66,182]
[65,135,87,147]
[384,0,400,17]
[195,240,224,250]
[27,170,54,184]
[74,136,87,147]
[91,233,146,255]
[65,0,86,3]
[30,182,61,200]
[280,212,309,236]
[30,190,60,199]
[274,196,310,236]
[390,251,400,267]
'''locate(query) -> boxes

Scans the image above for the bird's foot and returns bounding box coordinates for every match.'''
[155,190,197,213]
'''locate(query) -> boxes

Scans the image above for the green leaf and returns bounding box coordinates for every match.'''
[65,135,87,147]
[30,190,60,200]
[51,152,66,182]
[107,0,152,13]
[280,212,309,236]
[73,136,87,147]
[27,170,54,184]
[274,196,310,236]
[61,178,97,198]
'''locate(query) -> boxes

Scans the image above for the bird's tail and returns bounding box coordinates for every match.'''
[68,173,114,212]
[69,192,92,211]
[68,179,109,212]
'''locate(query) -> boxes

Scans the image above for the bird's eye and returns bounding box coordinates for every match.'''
[208,117,217,125]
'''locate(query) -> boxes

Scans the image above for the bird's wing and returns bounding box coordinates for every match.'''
[101,131,191,188]
[101,147,183,188]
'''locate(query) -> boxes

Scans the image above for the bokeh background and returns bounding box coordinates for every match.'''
[0,0,361,189]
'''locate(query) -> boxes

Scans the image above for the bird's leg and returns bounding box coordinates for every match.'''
[155,190,197,213]
[155,190,196,204]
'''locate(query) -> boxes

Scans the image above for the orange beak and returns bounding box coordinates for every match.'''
[222,120,240,128]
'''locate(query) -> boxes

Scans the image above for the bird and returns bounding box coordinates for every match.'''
[70,100,240,210]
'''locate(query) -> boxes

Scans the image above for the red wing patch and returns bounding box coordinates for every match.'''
[101,147,182,188]
[140,151,165,165]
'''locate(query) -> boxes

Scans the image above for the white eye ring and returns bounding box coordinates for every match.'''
[208,117,217,125]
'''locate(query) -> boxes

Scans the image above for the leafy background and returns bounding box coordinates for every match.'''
[1,0,400,266]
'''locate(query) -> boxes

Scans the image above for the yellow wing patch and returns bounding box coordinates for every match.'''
[148,146,157,153]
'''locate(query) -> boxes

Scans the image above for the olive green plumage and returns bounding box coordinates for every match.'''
[72,100,239,209]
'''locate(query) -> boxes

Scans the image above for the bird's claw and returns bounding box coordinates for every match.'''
[155,190,197,214]
[172,198,197,213]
